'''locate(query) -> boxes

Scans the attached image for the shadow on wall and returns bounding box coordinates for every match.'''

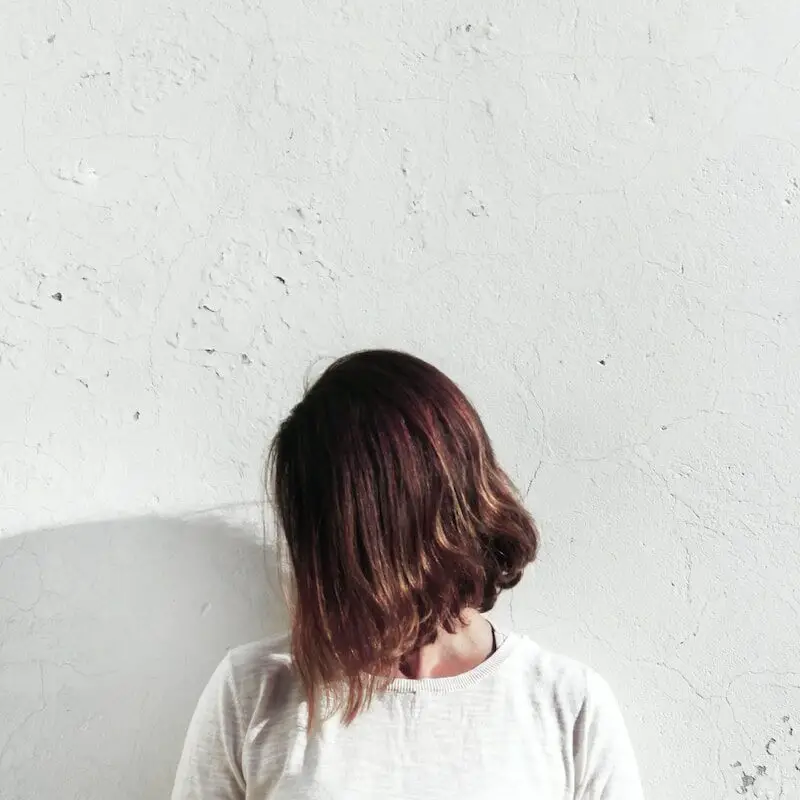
[0,515,289,800]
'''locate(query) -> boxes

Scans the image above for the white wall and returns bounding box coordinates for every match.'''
[2,1,800,797]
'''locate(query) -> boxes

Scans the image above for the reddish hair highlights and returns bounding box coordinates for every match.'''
[268,350,538,723]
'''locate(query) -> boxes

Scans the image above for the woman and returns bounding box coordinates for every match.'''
[172,349,644,799]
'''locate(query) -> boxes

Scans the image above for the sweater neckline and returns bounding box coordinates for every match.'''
[383,630,519,694]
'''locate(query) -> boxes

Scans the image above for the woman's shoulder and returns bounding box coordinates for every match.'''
[504,632,615,715]
[225,631,293,671]
[206,632,300,714]
[222,631,295,683]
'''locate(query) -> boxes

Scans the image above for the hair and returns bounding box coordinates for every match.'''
[267,349,539,724]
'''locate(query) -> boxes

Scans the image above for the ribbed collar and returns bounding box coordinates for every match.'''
[384,631,519,694]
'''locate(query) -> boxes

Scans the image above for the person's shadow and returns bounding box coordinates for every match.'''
[0,514,289,800]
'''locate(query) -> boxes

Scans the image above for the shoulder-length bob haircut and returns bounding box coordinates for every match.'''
[267,349,539,724]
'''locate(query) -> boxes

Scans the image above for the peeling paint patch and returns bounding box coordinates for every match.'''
[766,737,777,755]
[434,18,498,62]
[464,189,487,217]
[728,713,800,796]
[55,160,97,185]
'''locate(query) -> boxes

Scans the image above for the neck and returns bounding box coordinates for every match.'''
[395,610,496,680]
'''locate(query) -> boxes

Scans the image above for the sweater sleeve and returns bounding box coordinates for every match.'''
[572,669,644,800]
[171,655,247,800]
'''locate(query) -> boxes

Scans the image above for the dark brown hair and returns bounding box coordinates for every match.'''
[268,349,538,724]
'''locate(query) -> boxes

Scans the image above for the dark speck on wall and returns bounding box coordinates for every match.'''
[52,292,63,301]
[133,411,140,421]
[47,34,55,43]
[598,358,606,366]
[204,348,215,355]
[275,275,286,285]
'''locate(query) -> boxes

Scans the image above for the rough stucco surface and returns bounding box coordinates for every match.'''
[1,1,800,798]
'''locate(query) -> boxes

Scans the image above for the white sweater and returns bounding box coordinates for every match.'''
[172,631,644,799]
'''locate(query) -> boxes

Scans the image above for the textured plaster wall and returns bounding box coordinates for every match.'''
[2,1,800,798]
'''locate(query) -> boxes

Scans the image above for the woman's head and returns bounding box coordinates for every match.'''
[268,349,538,722]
